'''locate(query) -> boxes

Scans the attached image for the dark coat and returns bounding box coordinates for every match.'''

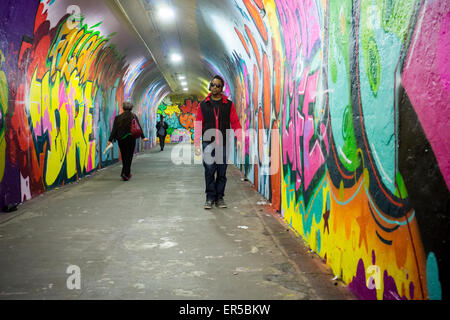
[109,111,145,142]
[156,121,169,137]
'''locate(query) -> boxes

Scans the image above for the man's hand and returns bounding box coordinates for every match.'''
[194,145,202,157]
[143,138,149,142]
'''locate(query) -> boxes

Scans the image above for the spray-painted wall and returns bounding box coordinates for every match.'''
[0,0,168,208]
[157,100,199,143]
[197,0,449,300]
[0,0,448,301]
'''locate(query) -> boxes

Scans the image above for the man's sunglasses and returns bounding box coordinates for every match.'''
[210,83,222,88]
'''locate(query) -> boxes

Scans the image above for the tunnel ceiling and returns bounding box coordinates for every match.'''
[110,0,214,98]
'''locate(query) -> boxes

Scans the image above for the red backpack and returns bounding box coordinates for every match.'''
[130,116,143,139]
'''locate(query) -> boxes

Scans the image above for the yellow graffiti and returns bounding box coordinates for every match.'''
[29,67,97,186]
[48,21,107,84]
[0,49,7,182]
[164,105,181,115]
[26,18,121,186]
[282,172,427,300]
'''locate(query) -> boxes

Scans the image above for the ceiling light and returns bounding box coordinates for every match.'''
[183,88,188,91]
[170,53,183,64]
[158,6,175,20]
[178,75,186,80]
[180,81,187,86]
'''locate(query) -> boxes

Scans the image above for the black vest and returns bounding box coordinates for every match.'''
[200,98,232,143]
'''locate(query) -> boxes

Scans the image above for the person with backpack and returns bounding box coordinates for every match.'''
[156,115,169,151]
[107,101,148,181]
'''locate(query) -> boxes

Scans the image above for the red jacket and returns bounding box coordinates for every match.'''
[194,93,241,146]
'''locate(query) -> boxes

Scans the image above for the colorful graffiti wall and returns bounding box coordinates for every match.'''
[0,0,167,208]
[197,0,449,300]
[157,100,199,143]
[0,0,448,301]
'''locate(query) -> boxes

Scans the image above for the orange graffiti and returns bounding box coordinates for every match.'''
[245,24,261,70]
[243,0,268,43]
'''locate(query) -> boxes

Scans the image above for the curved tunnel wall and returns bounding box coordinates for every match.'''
[0,0,449,300]
[0,0,168,205]
[197,0,449,300]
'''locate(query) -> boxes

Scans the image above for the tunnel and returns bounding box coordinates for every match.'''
[0,0,448,302]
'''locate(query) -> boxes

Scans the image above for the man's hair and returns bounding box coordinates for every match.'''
[123,101,133,111]
[211,75,225,87]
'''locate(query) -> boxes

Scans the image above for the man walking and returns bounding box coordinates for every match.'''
[194,75,241,209]
[156,115,169,151]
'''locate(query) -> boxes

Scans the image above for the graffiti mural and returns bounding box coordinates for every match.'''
[157,100,198,143]
[0,0,447,301]
[0,0,167,207]
[0,49,7,184]
[137,82,169,147]
[197,0,449,299]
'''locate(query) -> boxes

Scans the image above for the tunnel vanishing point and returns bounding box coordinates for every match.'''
[0,0,448,300]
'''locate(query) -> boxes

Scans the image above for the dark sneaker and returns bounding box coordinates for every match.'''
[216,199,227,208]
[121,174,129,181]
[204,200,214,209]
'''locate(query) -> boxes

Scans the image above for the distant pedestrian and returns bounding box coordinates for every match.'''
[108,102,148,181]
[194,75,242,209]
[156,115,169,151]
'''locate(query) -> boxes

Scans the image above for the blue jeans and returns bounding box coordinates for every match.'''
[202,142,227,202]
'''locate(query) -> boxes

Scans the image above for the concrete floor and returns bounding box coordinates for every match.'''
[0,145,354,300]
